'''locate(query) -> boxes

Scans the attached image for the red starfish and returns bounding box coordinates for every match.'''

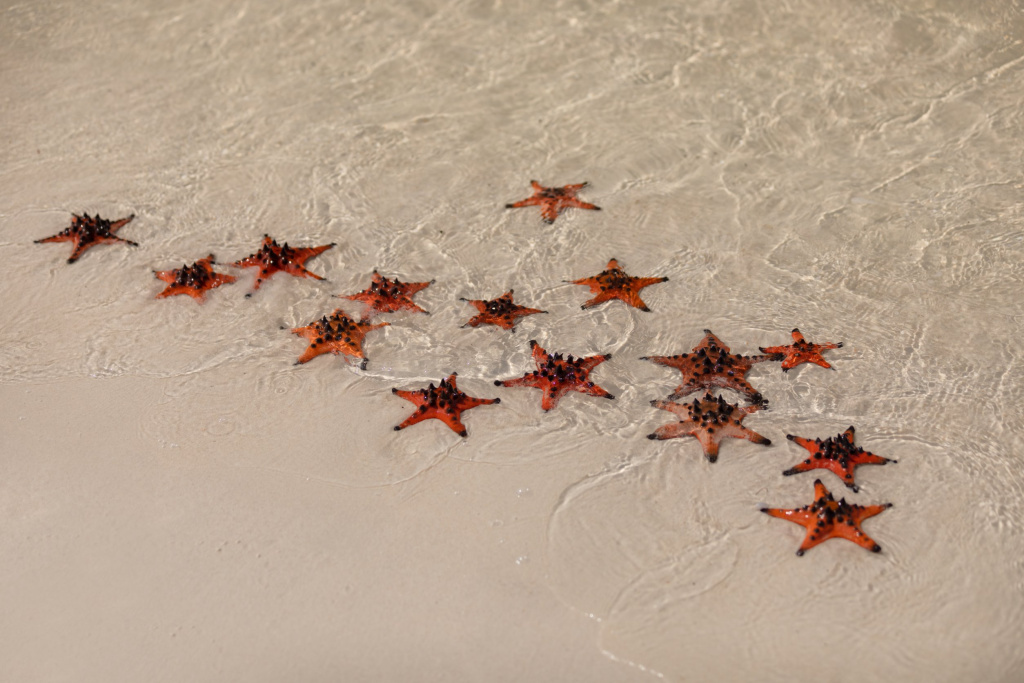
[392,373,500,437]
[570,258,669,312]
[460,289,547,331]
[646,391,770,462]
[35,212,137,263]
[232,234,334,295]
[761,479,893,556]
[760,328,843,371]
[154,255,237,301]
[783,426,896,492]
[289,308,389,368]
[641,329,775,404]
[340,270,433,319]
[494,340,614,411]
[505,180,601,224]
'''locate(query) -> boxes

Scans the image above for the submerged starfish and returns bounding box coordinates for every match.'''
[783,426,896,492]
[460,290,547,331]
[494,340,614,411]
[340,270,433,319]
[570,258,668,312]
[289,308,388,368]
[35,212,137,263]
[646,391,770,462]
[232,235,334,295]
[760,328,843,371]
[505,180,601,224]
[761,479,893,556]
[154,255,237,301]
[392,373,500,437]
[641,329,775,404]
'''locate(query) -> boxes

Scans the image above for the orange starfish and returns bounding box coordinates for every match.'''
[232,235,334,295]
[760,328,843,371]
[494,340,614,411]
[340,270,433,319]
[35,212,137,263]
[289,308,388,368]
[783,426,896,492]
[460,290,547,331]
[505,180,601,223]
[761,479,892,556]
[154,255,237,301]
[570,258,668,312]
[392,373,500,437]
[646,391,770,462]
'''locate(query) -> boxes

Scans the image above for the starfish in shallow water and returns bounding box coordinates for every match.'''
[505,180,601,223]
[761,479,892,556]
[340,270,433,319]
[760,328,843,371]
[392,373,500,437]
[646,391,770,462]
[289,308,388,368]
[460,290,546,331]
[494,340,614,411]
[570,258,668,312]
[35,212,137,263]
[232,235,334,295]
[782,426,896,493]
[154,255,237,301]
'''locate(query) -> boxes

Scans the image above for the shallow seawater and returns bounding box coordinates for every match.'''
[2,0,1024,680]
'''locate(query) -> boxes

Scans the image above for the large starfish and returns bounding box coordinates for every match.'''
[646,391,770,462]
[289,308,388,368]
[641,329,775,404]
[392,373,500,437]
[761,479,893,556]
[570,258,668,312]
[494,340,614,411]
[340,270,433,319]
[505,180,601,224]
[783,426,896,492]
[154,255,237,301]
[35,212,137,263]
[760,328,843,371]
[460,290,546,331]
[232,235,334,295]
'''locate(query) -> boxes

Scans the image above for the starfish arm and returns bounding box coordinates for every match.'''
[393,409,433,431]
[667,382,701,401]
[453,396,500,410]
[619,287,657,312]
[496,373,541,390]
[540,204,560,224]
[565,198,600,211]
[462,314,487,329]
[842,426,857,443]
[758,344,788,355]
[35,233,72,244]
[574,382,614,400]
[760,506,818,527]
[570,275,601,288]
[790,329,807,343]
[850,502,893,522]
[67,241,93,263]
[647,420,696,441]
[391,389,423,404]
[855,451,894,466]
[462,299,488,314]
[292,265,326,281]
[506,196,543,208]
[641,354,685,370]
[730,423,771,446]
[580,290,620,309]
[578,353,611,373]
[650,399,690,419]
[787,434,820,454]
[295,344,334,364]
[781,460,818,477]
[563,182,587,191]
[154,269,178,284]
[540,386,565,412]
[401,280,433,296]
[804,357,833,370]
[700,330,731,354]
[528,340,548,365]
[695,430,721,462]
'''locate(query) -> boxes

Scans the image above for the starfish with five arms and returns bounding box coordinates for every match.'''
[570,258,669,312]
[289,308,389,368]
[35,212,137,263]
[154,255,237,301]
[760,328,843,371]
[460,290,547,331]
[494,340,614,411]
[783,426,896,492]
[505,180,601,224]
[646,391,770,462]
[340,270,433,319]
[232,235,334,295]
[392,373,500,437]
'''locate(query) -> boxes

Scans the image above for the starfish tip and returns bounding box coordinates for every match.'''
[492,397,501,404]
[393,426,401,431]
[796,549,806,557]
[459,430,468,437]
[605,394,615,400]
[639,305,651,312]
[493,380,503,386]
[871,544,882,553]
[646,434,657,440]
[391,388,398,394]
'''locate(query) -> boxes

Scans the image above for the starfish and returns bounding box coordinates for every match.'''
[782,426,896,492]
[460,290,547,331]
[505,180,601,223]
[760,328,843,371]
[494,340,614,411]
[154,255,237,301]
[35,212,137,263]
[646,391,770,462]
[761,479,893,556]
[289,308,388,368]
[340,270,433,319]
[570,258,668,312]
[392,373,500,437]
[232,234,334,295]
[641,329,775,405]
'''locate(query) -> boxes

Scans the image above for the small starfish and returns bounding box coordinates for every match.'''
[646,391,770,462]
[505,180,601,224]
[35,212,137,263]
[154,255,237,301]
[232,234,334,295]
[340,270,433,319]
[289,308,388,368]
[392,373,500,437]
[760,328,843,371]
[570,258,668,312]
[641,329,775,404]
[460,290,547,331]
[761,479,893,556]
[783,426,896,492]
[494,340,614,411]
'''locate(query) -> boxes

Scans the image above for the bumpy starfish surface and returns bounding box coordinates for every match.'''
[460,290,546,331]
[570,258,668,312]
[392,373,501,437]
[761,479,892,556]
[760,328,843,371]
[35,212,137,263]
[783,426,896,492]
[154,255,237,301]
[232,235,334,295]
[641,329,775,404]
[340,270,433,319]
[494,340,614,411]
[289,308,388,368]
[646,391,770,462]
[505,180,601,224]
